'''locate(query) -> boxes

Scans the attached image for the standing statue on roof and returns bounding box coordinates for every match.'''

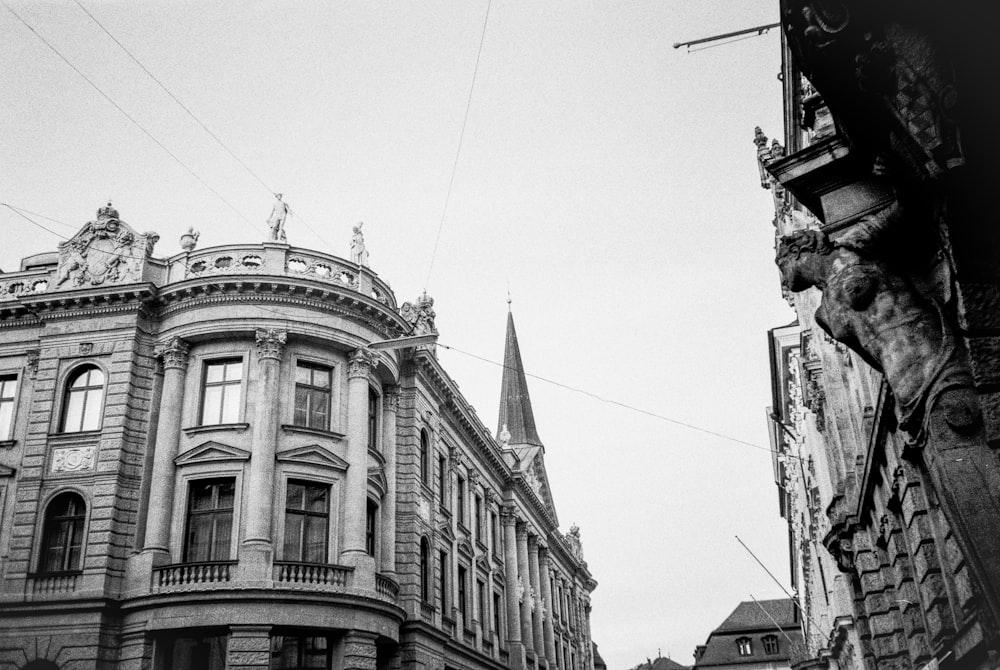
[351,221,369,266]
[266,193,289,242]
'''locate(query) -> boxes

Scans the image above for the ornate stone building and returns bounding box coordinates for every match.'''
[0,203,596,670]
[760,4,1000,669]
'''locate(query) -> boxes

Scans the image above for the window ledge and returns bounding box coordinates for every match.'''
[182,423,250,435]
[280,424,345,441]
[47,430,101,444]
[0,440,15,448]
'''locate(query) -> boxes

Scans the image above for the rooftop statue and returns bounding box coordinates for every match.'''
[776,224,972,437]
[266,193,288,242]
[351,222,369,266]
[400,291,437,336]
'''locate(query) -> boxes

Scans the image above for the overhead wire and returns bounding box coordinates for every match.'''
[69,0,339,255]
[0,203,77,231]
[1,0,265,236]
[423,0,492,291]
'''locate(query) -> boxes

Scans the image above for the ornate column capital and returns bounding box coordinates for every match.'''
[24,350,40,379]
[516,522,529,542]
[500,505,519,527]
[484,487,497,506]
[348,347,377,378]
[468,469,480,488]
[527,534,539,552]
[156,337,190,370]
[255,329,287,361]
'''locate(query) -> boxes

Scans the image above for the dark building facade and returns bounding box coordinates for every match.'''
[759,4,1000,669]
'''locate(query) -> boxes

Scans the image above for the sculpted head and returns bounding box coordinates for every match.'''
[775,228,833,291]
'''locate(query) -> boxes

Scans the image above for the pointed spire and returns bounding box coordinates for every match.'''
[497,310,543,448]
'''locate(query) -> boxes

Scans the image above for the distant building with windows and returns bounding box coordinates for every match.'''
[0,203,597,670]
[691,600,802,670]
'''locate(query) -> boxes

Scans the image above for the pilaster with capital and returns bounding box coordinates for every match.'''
[342,347,377,575]
[242,330,287,571]
[540,547,557,666]
[380,384,400,576]
[527,535,545,659]
[501,507,524,651]
[142,337,189,556]
[516,522,534,655]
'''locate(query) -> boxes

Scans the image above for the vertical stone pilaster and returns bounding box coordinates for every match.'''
[516,522,534,656]
[228,625,271,670]
[528,535,545,660]
[343,631,378,670]
[142,337,189,557]
[540,548,557,666]
[502,506,525,669]
[380,384,399,576]
[342,348,377,578]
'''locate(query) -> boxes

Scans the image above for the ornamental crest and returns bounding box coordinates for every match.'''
[400,292,438,336]
[55,203,159,290]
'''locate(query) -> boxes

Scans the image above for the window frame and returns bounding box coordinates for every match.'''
[438,454,448,510]
[762,634,779,655]
[0,373,18,441]
[182,476,237,563]
[199,358,244,426]
[367,386,379,452]
[458,564,468,620]
[736,636,753,657]
[456,475,466,525]
[282,479,331,564]
[270,631,333,670]
[365,498,378,557]
[37,490,88,574]
[419,429,430,483]
[420,537,431,602]
[292,360,333,432]
[58,363,106,433]
[439,549,450,612]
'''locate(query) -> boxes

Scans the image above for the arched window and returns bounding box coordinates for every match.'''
[40,492,86,573]
[60,365,105,432]
[420,537,430,601]
[419,429,430,482]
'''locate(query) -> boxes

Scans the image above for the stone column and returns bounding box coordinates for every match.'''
[142,337,189,556]
[228,625,272,670]
[501,507,524,667]
[342,631,378,670]
[241,330,286,576]
[540,547,557,666]
[516,522,535,656]
[379,384,399,576]
[342,348,377,578]
[527,535,545,660]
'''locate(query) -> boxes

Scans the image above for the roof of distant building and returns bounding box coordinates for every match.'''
[630,655,689,670]
[693,599,804,668]
[497,310,544,447]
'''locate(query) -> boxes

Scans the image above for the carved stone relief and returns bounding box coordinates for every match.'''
[52,446,95,473]
[55,203,159,290]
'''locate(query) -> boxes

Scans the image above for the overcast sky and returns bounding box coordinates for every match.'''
[1,2,792,667]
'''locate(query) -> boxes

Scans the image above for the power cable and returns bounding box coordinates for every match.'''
[2,204,68,240]
[1,203,77,230]
[70,0,338,255]
[2,0,265,236]
[424,0,492,291]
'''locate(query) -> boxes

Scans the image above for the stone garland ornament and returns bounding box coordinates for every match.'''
[55,203,159,290]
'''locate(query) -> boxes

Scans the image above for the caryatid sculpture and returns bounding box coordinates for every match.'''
[775,227,974,437]
[266,193,289,242]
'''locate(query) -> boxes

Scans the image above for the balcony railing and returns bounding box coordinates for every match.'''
[152,561,235,591]
[375,572,399,601]
[274,561,353,588]
[28,571,81,595]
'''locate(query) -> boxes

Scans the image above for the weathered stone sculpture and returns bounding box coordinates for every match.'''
[351,222,369,266]
[266,194,288,242]
[776,227,973,436]
[400,291,437,336]
[55,202,159,289]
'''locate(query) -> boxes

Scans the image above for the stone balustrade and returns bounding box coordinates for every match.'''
[274,561,353,588]
[152,561,235,591]
[0,271,51,302]
[28,571,80,595]
[375,572,399,600]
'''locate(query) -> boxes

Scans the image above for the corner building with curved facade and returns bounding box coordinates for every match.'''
[0,205,597,670]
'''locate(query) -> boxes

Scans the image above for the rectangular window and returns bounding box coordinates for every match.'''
[458,565,468,618]
[367,388,379,451]
[456,476,466,524]
[293,362,331,430]
[271,634,332,670]
[438,455,447,509]
[477,579,486,630]
[0,374,16,440]
[475,495,483,542]
[491,511,499,556]
[439,550,449,611]
[493,591,503,640]
[366,499,378,557]
[283,481,329,563]
[201,359,242,425]
[184,478,235,562]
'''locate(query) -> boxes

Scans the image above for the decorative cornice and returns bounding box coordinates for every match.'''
[255,328,287,360]
[348,347,377,378]
[156,336,190,370]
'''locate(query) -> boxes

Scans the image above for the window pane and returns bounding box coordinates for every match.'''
[220,385,241,423]
[305,485,327,513]
[287,482,304,510]
[190,482,215,511]
[295,364,312,385]
[63,391,85,432]
[186,516,211,562]
[312,367,330,388]
[202,386,222,424]
[0,402,13,439]
[283,514,304,560]
[303,516,326,563]
[205,363,225,384]
[224,361,242,381]
[213,516,232,559]
[0,377,15,399]
[217,480,235,508]
[293,387,309,426]
[81,387,103,430]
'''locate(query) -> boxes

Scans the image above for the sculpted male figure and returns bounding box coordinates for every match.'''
[267,193,289,242]
[776,228,971,435]
[351,221,369,266]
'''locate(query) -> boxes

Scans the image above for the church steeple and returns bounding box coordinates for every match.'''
[497,310,543,448]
